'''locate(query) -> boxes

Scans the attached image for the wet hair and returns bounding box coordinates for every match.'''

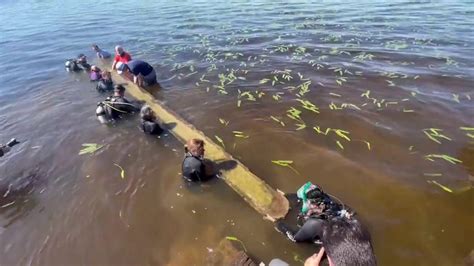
[101,70,111,79]
[140,105,156,121]
[322,218,377,266]
[114,84,125,93]
[92,44,99,50]
[185,139,205,156]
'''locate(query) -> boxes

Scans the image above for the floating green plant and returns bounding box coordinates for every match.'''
[78,143,103,155]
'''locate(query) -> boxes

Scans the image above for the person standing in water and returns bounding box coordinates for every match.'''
[111,45,132,70]
[91,44,111,59]
[182,139,215,182]
[96,85,137,124]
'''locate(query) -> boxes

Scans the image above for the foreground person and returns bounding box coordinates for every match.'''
[0,139,20,158]
[182,139,214,182]
[65,54,91,72]
[91,44,111,59]
[140,105,163,135]
[96,85,137,124]
[111,45,132,70]
[303,218,376,266]
[117,60,157,87]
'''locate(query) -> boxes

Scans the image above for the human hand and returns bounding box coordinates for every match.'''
[304,247,325,266]
[263,214,276,222]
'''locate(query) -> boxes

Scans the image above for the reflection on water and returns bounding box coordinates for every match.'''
[0,0,473,265]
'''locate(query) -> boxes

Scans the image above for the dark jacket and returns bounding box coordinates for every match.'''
[182,153,209,182]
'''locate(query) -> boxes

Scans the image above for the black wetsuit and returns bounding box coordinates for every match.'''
[65,59,91,71]
[182,153,212,182]
[103,96,136,120]
[141,119,163,135]
[276,218,325,243]
[96,79,114,92]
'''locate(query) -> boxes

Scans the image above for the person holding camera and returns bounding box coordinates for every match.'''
[0,139,20,157]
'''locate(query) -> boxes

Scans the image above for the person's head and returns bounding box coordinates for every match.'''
[116,62,129,75]
[140,105,156,121]
[92,44,100,51]
[321,218,376,266]
[115,45,124,56]
[185,138,205,157]
[113,84,125,97]
[101,71,111,80]
[91,65,100,72]
[77,54,87,63]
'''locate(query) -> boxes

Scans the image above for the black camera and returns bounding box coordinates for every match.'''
[6,138,20,147]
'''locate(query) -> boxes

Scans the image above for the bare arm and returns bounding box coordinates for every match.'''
[111,60,118,70]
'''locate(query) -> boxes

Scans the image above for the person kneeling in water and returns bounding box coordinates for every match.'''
[304,218,376,266]
[96,85,138,124]
[140,105,163,135]
[182,139,215,182]
[96,71,114,92]
[65,54,91,72]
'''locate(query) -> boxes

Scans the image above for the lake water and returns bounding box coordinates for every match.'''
[0,0,473,265]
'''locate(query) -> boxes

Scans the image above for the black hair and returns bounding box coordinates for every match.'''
[114,84,125,93]
[322,218,377,266]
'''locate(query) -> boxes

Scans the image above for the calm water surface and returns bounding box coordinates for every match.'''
[0,1,473,265]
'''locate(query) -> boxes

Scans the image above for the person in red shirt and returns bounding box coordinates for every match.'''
[111,45,132,70]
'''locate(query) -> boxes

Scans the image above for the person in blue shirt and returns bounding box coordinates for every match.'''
[91,44,111,59]
[117,60,157,87]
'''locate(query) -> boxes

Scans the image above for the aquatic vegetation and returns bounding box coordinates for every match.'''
[270,116,285,127]
[215,135,225,148]
[113,163,125,179]
[427,180,453,193]
[225,236,247,252]
[219,118,229,126]
[78,143,103,155]
[425,154,462,164]
[233,131,249,138]
[296,99,319,113]
[271,160,299,174]
[423,128,451,144]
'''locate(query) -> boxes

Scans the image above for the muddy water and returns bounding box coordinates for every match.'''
[1,1,473,265]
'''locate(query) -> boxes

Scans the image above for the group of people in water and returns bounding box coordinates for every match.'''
[60,45,377,265]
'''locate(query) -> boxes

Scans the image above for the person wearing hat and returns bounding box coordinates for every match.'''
[116,60,157,87]
[95,85,138,124]
[111,45,132,70]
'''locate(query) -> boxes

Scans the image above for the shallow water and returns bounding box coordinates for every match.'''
[0,1,473,265]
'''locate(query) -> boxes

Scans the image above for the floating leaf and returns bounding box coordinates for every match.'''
[225,236,247,252]
[215,135,225,148]
[79,143,104,155]
[219,118,229,126]
[271,160,299,174]
[428,180,453,193]
[336,140,344,150]
[425,154,462,164]
[113,163,125,179]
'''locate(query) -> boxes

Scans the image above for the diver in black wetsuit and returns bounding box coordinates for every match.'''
[65,54,91,72]
[140,105,163,135]
[96,85,138,124]
[266,183,353,244]
[0,139,20,158]
[182,139,214,182]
